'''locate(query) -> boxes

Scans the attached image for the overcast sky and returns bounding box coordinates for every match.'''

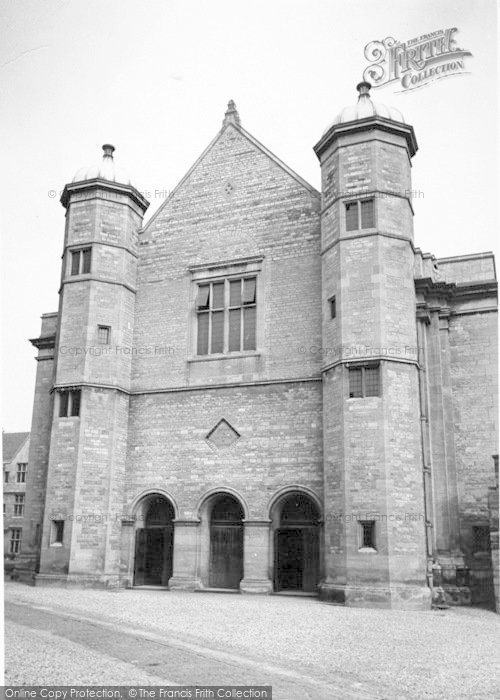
[1,0,498,431]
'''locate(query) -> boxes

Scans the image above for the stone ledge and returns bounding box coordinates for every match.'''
[239,578,273,594]
[34,573,122,588]
[319,582,432,609]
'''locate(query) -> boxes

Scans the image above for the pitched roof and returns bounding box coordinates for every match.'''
[2,432,30,464]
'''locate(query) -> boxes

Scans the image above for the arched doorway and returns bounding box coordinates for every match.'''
[274,493,320,592]
[134,495,174,586]
[209,494,244,589]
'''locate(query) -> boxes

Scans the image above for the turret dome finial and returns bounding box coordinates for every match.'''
[356,81,372,98]
[102,144,115,158]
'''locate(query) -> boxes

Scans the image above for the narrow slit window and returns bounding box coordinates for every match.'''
[97,325,111,345]
[52,520,64,545]
[359,520,376,549]
[329,296,336,319]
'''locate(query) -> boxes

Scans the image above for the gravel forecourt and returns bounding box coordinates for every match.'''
[4,582,500,698]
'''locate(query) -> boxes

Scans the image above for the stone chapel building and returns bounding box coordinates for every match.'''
[20,83,498,610]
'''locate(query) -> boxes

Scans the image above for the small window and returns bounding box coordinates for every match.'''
[359,520,376,549]
[70,391,81,417]
[52,520,64,545]
[10,528,22,554]
[348,367,363,398]
[345,202,358,231]
[472,526,491,553]
[59,391,69,417]
[70,248,92,276]
[14,494,25,517]
[16,463,27,483]
[97,325,111,345]
[59,389,81,417]
[348,365,380,398]
[329,296,336,320]
[4,471,9,484]
[360,199,375,228]
[345,199,375,231]
[364,366,380,397]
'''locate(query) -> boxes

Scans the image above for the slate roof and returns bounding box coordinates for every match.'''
[2,432,30,464]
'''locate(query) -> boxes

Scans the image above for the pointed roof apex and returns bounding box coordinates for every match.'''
[223,100,241,127]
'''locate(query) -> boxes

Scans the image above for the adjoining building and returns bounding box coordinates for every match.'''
[19,84,498,609]
[3,432,30,563]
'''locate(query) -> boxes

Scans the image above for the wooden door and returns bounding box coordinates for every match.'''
[209,523,243,589]
[275,527,319,592]
[134,527,173,586]
[276,528,303,591]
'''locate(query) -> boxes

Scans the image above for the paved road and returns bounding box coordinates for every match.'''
[5,601,372,699]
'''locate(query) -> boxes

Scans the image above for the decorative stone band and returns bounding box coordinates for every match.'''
[314,115,418,159]
[321,355,420,375]
[49,376,322,398]
[65,239,139,259]
[60,276,137,295]
[61,178,149,213]
[320,188,416,219]
[321,229,416,256]
[29,334,56,350]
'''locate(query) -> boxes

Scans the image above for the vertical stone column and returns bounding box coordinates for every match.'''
[17,313,57,581]
[438,309,461,552]
[240,520,273,593]
[426,307,468,602]
[168,520,201,590]
[119,518,136,587]
[416,311,435,586]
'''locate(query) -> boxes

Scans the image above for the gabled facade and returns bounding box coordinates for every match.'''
[20,87,498,610]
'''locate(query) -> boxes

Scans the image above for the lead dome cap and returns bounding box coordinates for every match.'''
[72,144,131,185]
[324,82,405,134]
